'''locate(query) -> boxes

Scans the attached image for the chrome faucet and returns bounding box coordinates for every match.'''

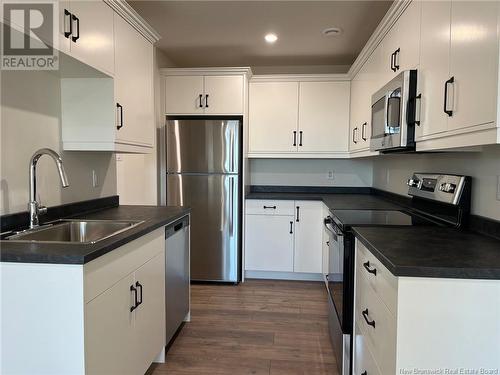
[28,148,69,229]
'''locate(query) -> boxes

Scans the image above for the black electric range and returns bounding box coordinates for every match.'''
[325,173,471,375]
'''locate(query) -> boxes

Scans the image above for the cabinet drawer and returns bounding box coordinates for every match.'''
[357,240,398,315]
[84,228,165,303]
[245,199,295,216]
[355,269,397,375]
[354,324,382,375]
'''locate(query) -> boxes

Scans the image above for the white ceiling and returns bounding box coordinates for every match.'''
[129,1,392,69]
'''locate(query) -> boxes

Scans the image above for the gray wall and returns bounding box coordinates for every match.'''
[249,158,373,187]
[372,146,500,221]
[1,69,117,215]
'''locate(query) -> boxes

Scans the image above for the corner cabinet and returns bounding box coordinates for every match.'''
[60,1,158,153]
[244,199,324,278]
[163,68,252,116]
[248,76,350,158]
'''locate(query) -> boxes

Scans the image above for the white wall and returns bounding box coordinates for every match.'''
[249,158,373,187]
[0,69,116,215]
[372,146,500,221]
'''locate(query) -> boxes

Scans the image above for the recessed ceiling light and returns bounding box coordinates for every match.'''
[265,33,278,43]
[322,27,343,37]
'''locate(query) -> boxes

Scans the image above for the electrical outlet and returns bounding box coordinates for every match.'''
[497,176,500,201]
[92,170,99,188]
[327,170,335,181]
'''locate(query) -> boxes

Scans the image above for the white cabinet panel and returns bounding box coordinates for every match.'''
[448,0,498,131]
[114,13,154,147]
[416,0,451,139]
[69,1,114,75]
[164,76,205,115]
[249,81,299,153]
[85,274,136,375]
[294,201,323,273]
[245,214,294,272]
[298,81,350,153]
[134,253,166,374]
[245,199,295,216]
[204,75,244,115]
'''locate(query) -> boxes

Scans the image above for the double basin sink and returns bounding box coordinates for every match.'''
[4,219,144,244]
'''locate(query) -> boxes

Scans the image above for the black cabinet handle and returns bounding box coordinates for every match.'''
[71,14,79,42]
[394,48,400,71]
[362,308,376,328]
[363,261,377,275]
[136,281,143,307]
[293,131,297,146]
[64,9,72,38]
[296,206,300,222]
[198,94,203,108]
[289,221,293,234]
[116,103,123,130]
[263,205,276,209]
[390,51,396,72]
[353,127,358,144]
[205,94,209,108]
[444,77,454,117]
[361,122,367,141]
[130,285,138,312]
[299,131,303,146]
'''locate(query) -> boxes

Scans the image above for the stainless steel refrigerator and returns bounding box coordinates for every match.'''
[162,118,241,282]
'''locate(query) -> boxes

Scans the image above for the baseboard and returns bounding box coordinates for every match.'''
[245,270,323,281]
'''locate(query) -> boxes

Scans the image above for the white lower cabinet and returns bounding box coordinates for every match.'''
[354,239,500,374]
[245,199,323,277]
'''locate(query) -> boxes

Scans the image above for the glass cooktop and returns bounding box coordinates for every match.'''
[331,209,435,230]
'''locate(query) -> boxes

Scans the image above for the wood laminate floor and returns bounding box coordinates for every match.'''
[147,279,338,375]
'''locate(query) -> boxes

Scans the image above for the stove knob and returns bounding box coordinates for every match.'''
[439,183,456,193]
[407,178,421,188]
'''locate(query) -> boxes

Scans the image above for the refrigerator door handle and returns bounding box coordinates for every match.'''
[229,177,234,235]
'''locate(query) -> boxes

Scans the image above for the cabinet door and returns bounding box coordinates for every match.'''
[448,1,498,131]
[249,82,299,153]
[298,81,350,153]
[134,252,166,374]
[416,0,451,139]
[114,13,154,147]
[204,75,244,115]
[294,201,323,273]
[69,1,114,75]
[245,214,294,272]
[382,1,421,80]
[164,76,204,115]
[349,77,372,151]
[85,274,136,375]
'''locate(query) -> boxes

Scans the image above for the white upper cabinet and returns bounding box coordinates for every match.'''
[67,1,115,75]
[249,81,299,154]
[248,77,350,157]
[380,1,421,81]
[204,75,245,115]
[164,71,247,115]
[164,76,205,115]
[448,1,498,131]
[114,13,154,148]
[416,0,451,139]
[298,82,350,153]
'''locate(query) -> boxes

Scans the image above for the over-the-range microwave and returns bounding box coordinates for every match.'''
[370,70,419,153]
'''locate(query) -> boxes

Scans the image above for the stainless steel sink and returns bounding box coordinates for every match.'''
[5,219,144,244]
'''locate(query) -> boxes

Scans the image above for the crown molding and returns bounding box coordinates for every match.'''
[105,0,161,44]
[250,74,350,82]
[161,67,253,77]
[347,0,412,79]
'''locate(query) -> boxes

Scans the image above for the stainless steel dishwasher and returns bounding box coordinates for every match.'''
[165,215,190,345]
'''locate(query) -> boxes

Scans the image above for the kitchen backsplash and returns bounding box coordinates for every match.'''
[0,69,117,215]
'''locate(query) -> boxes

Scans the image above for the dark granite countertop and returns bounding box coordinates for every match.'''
[0,205,190,265]
[353,226,500,280]
[246,192,402,211]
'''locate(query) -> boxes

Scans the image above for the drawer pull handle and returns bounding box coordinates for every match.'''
[362,308,376,328]
[289,221,293,234]
[130,285,138,312]
[263,205,276,209]
[363,261,377,275]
